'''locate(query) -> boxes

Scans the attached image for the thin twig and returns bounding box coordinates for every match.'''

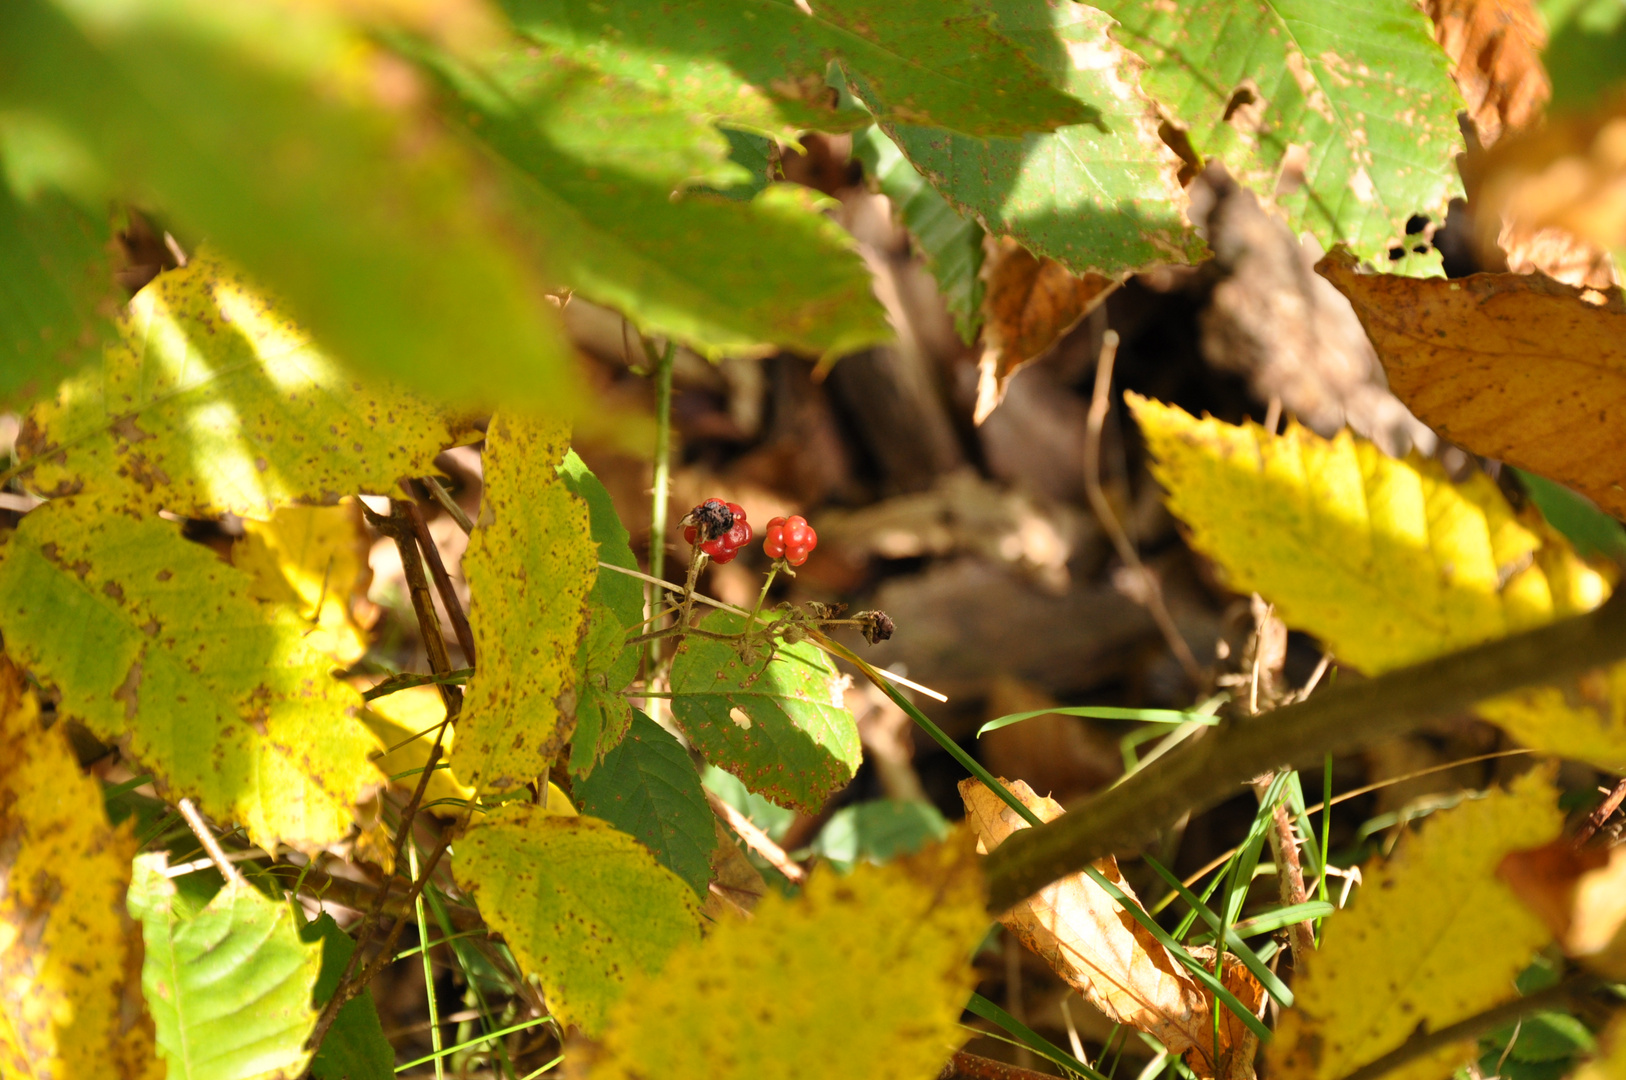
[646,337,676,677]
[939,1049,1072,1080]
[422,475,474,535]
[1334,976,1602,1080]
[1083,330,1204,687]
[400,487,477,666]
[1576,776,1626,846]
[176,799,249,891]
[706,789,806,884]
[1254,780,1316,962]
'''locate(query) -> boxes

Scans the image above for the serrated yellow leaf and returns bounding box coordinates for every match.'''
[1128,394,1626,769]
[453,807,697,1035]
[361,685,475,813]
[454,412,595,793]
[0,657,162,1080]
[589,830,988,1080]
[235,500,374,665]
[0,496,384,851]
[1269,768,1563,1080]
[18,247,460,519]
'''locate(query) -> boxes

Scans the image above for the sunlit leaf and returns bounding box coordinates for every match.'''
[360,685,474,815]
[1093,0,1464,263]
[454,411,595,793]
[1270,769,1564,1080]
[19,250,461,519]
[591,831,986,1080]
[0,657,161,1080]
[0,496,385,851]
[575,710,715,898]
[1130,393,1626,770]
[452,806,702,1036]
[129,854,323,1080]
[0,0,580,409]
[669,610,860,814]
[234,501,374,666]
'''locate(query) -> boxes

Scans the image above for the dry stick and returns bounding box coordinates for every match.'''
[983,591,1626,911]
[400,487,477,666]
[1083,330,1204,688]
[1259,791,1316,961]
[176,798,249,891]
[706,789,807,884]
[1575,776,1626,846]
[312,501,463,1053]
[1334,975,1603,1080]
[939,1050,1072,1080]
[422,474,474,535]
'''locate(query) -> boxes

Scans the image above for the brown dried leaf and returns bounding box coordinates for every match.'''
[975,238,1115,424]
[1319,247,1626,518]
[1499,840,1626,976]
[1424,0,1549,147]
[959,778,1216,1067]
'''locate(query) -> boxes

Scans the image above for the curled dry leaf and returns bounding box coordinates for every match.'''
[960,778,1248,1079]
[1424,0,1549,147]
[1499,839,1626,976]
[1318,247,1626,522]
[974,237,1115,425]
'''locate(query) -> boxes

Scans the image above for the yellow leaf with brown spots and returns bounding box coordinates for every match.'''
[589,830,987,1080]
[453,807,699,1036]
[0,495,384,851]
[0,656,162,1080]
[1269,768,1563,1080]
[453,412,595,794]
[235,500,375,665]
[1130,393,1626,770]
[18,248,460,519]
[1319,249,1626,521]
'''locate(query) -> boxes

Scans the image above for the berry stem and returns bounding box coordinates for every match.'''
[744,561,783,641]
[674,544,706,634]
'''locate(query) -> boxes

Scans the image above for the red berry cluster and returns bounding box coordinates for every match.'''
[764,515,818,566]
[683,498,752,563]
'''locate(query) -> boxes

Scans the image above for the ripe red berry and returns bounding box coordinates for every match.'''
[764,515,818,567]
[684,500,750,561]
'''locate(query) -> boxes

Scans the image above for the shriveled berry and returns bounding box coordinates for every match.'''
[856,609,895,645]
[764,515,818,567]
[681,498,735,545]
[691,502,750,560]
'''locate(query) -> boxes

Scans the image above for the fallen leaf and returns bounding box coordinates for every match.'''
[1424,0,1549,146]
[1319,248,1626,520]
[974,237,1114,425]
[959,778,1214,1067]
[1500,840,1626,976]
[1270,768,1563,1080]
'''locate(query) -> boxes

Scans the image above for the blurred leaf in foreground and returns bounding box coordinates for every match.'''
[0,0,579,410]
[1133,394,1626,769]
[0,496,385,851]
[129,853,323,1080]
[453,806,702,1036]
[0,657,160,1080]
[1271,769,1563,1080]
[19,250,462,519]
[1500,837,1626,977]
[589,830,986,1080]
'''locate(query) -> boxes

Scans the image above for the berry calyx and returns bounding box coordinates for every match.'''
[683,499,750,562]
[764,515,818,566]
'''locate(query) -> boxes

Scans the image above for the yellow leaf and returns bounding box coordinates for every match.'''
[1319,249,1626,517]
[453,412,595,793]
[1269,768,1563,1080]
[959,779,1212,1064]
[1128,393,1626,769]
[453,807,697,1035]
[19,247,462,519]
[361,684,475,813]
[236,500,375,665]
[0,657,161,1080]
[590,830,988,1080]
[1576,1010,1626,1080]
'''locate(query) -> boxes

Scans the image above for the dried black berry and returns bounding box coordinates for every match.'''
[856,609,895,645]
[682,498,735,543]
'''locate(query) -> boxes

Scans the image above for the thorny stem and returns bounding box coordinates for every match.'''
[1576,776,1626,846]
[401,485,477,666]
[672,544,706,639]
[645,337,676,677]
[1083,330,1204,688]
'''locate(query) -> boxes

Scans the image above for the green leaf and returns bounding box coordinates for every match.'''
[19,249,461,519]
[129,854,323,1080]
[558,449,643,629]
[456,412,597,793]
[704,129,778,203]
[878,0,1201,277]
[1092,0,1464,262]
[0,119,116,408]
[423,45,891,361]
[669,611,861,814]
[300,914,392,1080]
[575,710,715,897]
[702,765,796,841]
[1516,468,1626,563]
[810,799,950,872]
[1541,0,1626,111]
[0,496,384,851]
[0,0,577,409]
[851,125,984,343]
[452,806,702,1036]
[1494,1012,1597,1063]
[500,0,1094,139]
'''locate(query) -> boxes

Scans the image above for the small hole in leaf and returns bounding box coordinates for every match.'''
[1388,246,1406,260]
[1405,214,1430,235]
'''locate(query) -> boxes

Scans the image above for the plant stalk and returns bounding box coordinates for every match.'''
[645,337,676,676]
